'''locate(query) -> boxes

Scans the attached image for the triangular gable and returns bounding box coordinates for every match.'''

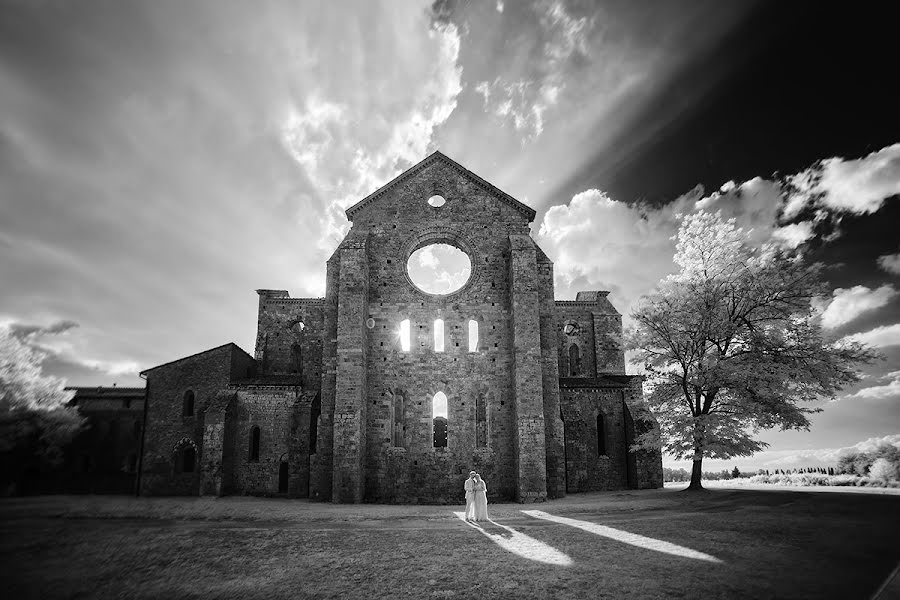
[344,151,537,223]
[139,343,253,376]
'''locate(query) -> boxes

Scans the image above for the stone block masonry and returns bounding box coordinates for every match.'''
[137,151,663,501]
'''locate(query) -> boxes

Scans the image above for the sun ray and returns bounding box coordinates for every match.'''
[521,510,722,563]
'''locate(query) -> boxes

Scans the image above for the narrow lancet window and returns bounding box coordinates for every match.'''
[250,426,261,461]
[475,392,488,448]
[183,390,195,416]
[399,319,411,352]
[434,319,444,352]
[468,320,478,352]
[597,413,607,456]
[569,344,581,376]
[433,391,448,448]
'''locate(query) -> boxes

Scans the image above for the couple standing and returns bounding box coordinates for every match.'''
[464,471,488,521]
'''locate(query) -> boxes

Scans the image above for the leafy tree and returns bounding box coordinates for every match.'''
[0,327,84,492]
[628,211,877,490]
[869,458,899,482]
[731,466,741,479]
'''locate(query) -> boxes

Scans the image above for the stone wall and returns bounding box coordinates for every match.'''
[624,378,664,489]
[559,383,629,492]
[140,344,255,496]
[254,290,324,391]
[340,157,542,503]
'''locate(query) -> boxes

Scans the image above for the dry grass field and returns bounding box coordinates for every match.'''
[1,487,898,599]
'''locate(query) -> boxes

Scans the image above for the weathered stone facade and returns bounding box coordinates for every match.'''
[138,151,662,502]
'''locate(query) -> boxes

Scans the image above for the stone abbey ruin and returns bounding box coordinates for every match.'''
[137,151,663,502]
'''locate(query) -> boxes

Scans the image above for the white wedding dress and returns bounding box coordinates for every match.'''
[472,479,488,521]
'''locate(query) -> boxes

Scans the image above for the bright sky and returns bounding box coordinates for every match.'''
[1,1,898,471]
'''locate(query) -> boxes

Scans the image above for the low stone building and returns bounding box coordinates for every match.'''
[137,151,662,502]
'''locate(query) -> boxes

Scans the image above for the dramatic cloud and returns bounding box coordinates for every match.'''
[845,323,900,348]
[540,142,900,321]
[282,19,463,250]
[816,285,898,330]
[877,250,900,275]
[0,1,461,385]
[474,1,591,139]
[784,143,900,218]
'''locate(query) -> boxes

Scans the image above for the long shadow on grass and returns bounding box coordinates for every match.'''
[452,511,573,566]
[521,510,722,563]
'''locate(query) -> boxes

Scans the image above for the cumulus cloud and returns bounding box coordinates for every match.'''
[538,177,815,310]
[816,285,897,330]
[845,323,900,348]
[784,143,900,218]
[537,187,695,309]
[877,250,900,275]
[761,434,900,467]
[539,142,900,320]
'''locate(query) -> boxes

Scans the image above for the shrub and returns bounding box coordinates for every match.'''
[828,474,858,486]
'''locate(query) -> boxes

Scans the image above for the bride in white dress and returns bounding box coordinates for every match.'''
[472,473,488,521]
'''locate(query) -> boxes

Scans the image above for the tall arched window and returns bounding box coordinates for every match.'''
[468,319,479,352]
[434,319,444,352]
[399,319,411,352]
[183,390,195,416]
[597,413,607,456]
[249,426,261,461]
[432,392,448,448]
[568,344,581,377]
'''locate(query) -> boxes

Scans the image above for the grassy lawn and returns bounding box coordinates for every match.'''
[1,488,898,599]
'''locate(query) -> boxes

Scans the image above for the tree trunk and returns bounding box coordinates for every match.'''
[687,418,705,490]
[688,457,704,490]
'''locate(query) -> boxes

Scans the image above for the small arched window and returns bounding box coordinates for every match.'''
[597,413,607,456]
[249,426,261,462]
[183,390,195,417]
[433,392,448,448]
[569,344,581,377]
[468,320,478,352]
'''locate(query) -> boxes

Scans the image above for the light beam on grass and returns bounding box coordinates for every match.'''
[452,512,573,566]
[521,510,722,563]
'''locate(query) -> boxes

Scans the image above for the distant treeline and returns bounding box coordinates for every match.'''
[664,443,900,486]
[663,466,838,482]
